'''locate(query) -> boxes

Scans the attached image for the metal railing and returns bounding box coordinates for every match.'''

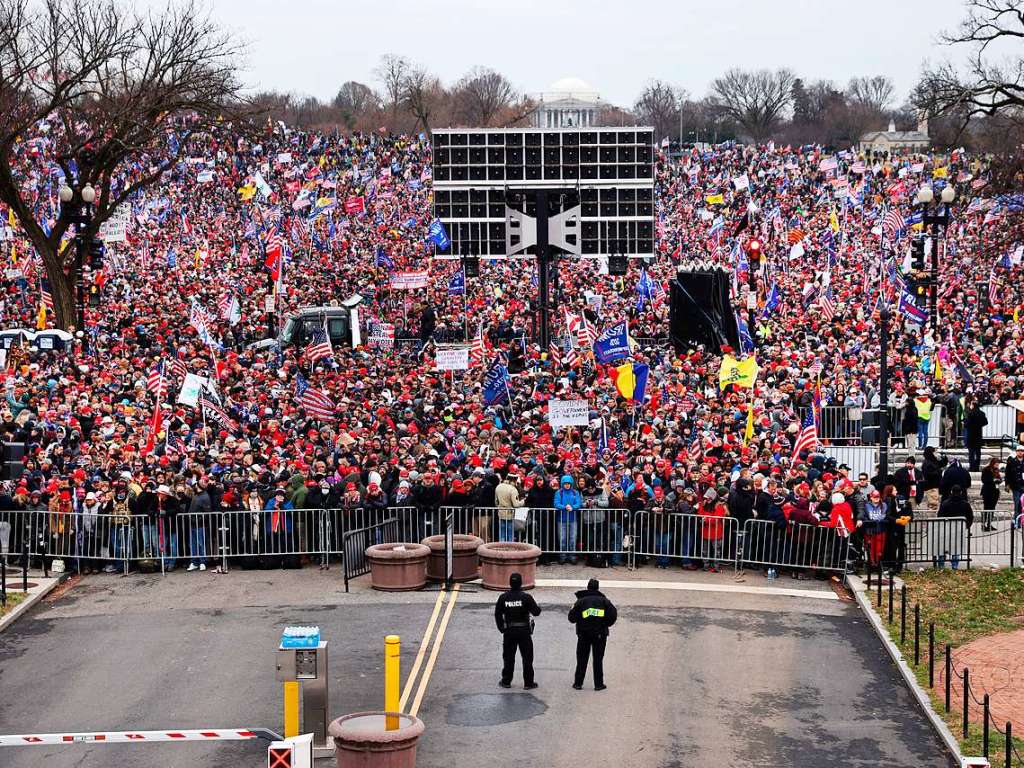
[632,512,736,568]
[904,517,968,568]
[343,516,398,592]
[740,518,851,574]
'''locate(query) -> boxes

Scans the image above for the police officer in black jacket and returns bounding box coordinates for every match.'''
[568,578,618,691]
[495,572,541,689]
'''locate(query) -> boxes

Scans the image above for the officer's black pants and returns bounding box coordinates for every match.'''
[501,629,534,686]
[574,634,607,687]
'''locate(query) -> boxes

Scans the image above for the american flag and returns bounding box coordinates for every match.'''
[818,288,836,321]
[146,362,167,399]
[200,396,239,433]
[304,328,333,363]
[574,316,599,351]
[687,434,702,464]
[787,228,806,244]
[548,339,560,368]
[850,161,866,174]
[295,374,336,420]
[39,279,54,311]
[971,177,988,191]
[791,409,818,460]
[469,324,487,367]
[988,268,1000,308]
[169,357,188,379]
[882,210,906,242]
[217,293,236,319]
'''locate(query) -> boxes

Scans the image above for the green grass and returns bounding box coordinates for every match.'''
[870,569,1024,763]
[0,589,26,617]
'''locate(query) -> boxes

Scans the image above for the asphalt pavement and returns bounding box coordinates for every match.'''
[0,567,956,767]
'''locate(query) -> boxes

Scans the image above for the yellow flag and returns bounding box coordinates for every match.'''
[7,208,15,228]
[744,401,755,443]
[1014,306,1020,324]
[36,302,46,330]
[238,184,256,202]
[705,193,725,206]
[719,354,759,390]
[932,166,948,179]
[194,248,203,269]
[829,209,839,233]
[10,243,16,265]
[934,357,943,383]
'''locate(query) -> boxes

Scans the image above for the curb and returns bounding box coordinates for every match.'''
[852,583,962,762]
[0,576,62,634]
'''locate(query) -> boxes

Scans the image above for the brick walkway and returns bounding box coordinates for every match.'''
[939,627,1024,732]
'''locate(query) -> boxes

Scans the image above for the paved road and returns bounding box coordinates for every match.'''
[0,569,956,767]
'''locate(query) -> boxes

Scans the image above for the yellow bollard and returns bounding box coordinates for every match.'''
[283,680,300,738]
[385,635,400,730]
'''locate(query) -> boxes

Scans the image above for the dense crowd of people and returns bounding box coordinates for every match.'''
[1,119,1023,576]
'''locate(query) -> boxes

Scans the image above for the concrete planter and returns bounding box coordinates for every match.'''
[421,534,483,582]
[365,543,429,592]
[478,541,542,591]
[329,712,424,768]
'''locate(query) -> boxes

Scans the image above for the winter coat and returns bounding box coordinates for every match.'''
[938,495,974,528]
[568,588,618,638]
[553,475,583,523]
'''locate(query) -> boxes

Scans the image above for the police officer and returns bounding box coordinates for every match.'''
[568,578,617,691]
[494,571,541,689]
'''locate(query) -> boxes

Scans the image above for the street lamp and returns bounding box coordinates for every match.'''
[57,181,97,330]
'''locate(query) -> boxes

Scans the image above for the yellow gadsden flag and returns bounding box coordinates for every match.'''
[705,193,725,206]
[719,354,759,390]
[744,401,755,443]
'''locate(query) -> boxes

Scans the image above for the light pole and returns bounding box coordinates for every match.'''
[914,182,956,333]
[58,181,96,331]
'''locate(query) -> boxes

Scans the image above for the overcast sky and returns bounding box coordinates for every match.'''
[164,0,970,108]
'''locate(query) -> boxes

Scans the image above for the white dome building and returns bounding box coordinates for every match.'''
[531,77,609,129]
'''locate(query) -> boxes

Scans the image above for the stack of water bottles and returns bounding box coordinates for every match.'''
[767,568,777,581]
[281,626,321,648]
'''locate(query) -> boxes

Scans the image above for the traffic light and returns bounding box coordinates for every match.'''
[910,237,926,273]
[88,238,105,270]
[747,238,762,262]
[88,283,101,307]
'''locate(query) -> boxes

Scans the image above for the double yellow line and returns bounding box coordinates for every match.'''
[399,585,460,717]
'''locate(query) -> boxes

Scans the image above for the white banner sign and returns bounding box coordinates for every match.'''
[548,399,590,428]
[368,323,394,348]
[276,152,293,164]
[98,205,130,243]
[389,270,430,290]
[435,347,470,371]
[177,372,210,407]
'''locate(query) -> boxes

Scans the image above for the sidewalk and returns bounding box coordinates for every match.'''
[0,570,61,633]
[948,628,1024,733]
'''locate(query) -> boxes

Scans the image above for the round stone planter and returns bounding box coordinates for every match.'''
[329,712,424,768]
[477,541,542,591]
[421,534,483,582]
[365,543,430,592]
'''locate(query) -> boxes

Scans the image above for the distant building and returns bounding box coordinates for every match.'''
[531,77,611,129]
[859,118,930,154]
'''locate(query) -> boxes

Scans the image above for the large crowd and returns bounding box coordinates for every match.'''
[1,119,1023,576]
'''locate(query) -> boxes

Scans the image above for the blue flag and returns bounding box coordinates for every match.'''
[898,290,928,326]
[166,247,177,267]
[631,363,650,404]
[593,321,630,364]
[448,269,465,295]
[762,283,781,317]
[375,246,394,270]
[635,269,662,310]
[482,359,511,405]
[427,219,451,251]
[737,314,755,353]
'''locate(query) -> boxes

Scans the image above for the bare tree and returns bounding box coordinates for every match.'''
[846,75,895,113]
[709,68,795,141]
[333,80,380,127]
[915,0,1024,135]
[402,65,444,132]
[374,53,411,125]
[633,80,685,141]
[0,0,246,328]
[453,66,517,126]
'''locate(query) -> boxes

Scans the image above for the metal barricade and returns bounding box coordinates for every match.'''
[343,516,399,592]
[903,517,968,567]
[965,521,1019,569]
[741,518,851,574]
[633,512,736,569]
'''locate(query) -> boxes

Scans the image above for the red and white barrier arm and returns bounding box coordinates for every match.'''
[0,728,282,747]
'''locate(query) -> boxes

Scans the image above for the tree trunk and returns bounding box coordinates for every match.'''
[43,244,79,331]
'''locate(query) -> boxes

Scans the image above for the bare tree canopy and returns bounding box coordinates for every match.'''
[709,68,795,141]
[452,66,518,126]
[333,81,381,123]
[401,65,443,132]
[374,53,411,122]
[915,0,1024,121]
[633,80,685,141]
[0,0,247,328]
[846,76,895,112]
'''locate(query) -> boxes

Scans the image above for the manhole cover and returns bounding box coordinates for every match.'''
[446,692,547,727]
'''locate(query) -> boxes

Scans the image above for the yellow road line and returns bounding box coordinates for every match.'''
[398,589,446,712]
[409,584,460,717]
